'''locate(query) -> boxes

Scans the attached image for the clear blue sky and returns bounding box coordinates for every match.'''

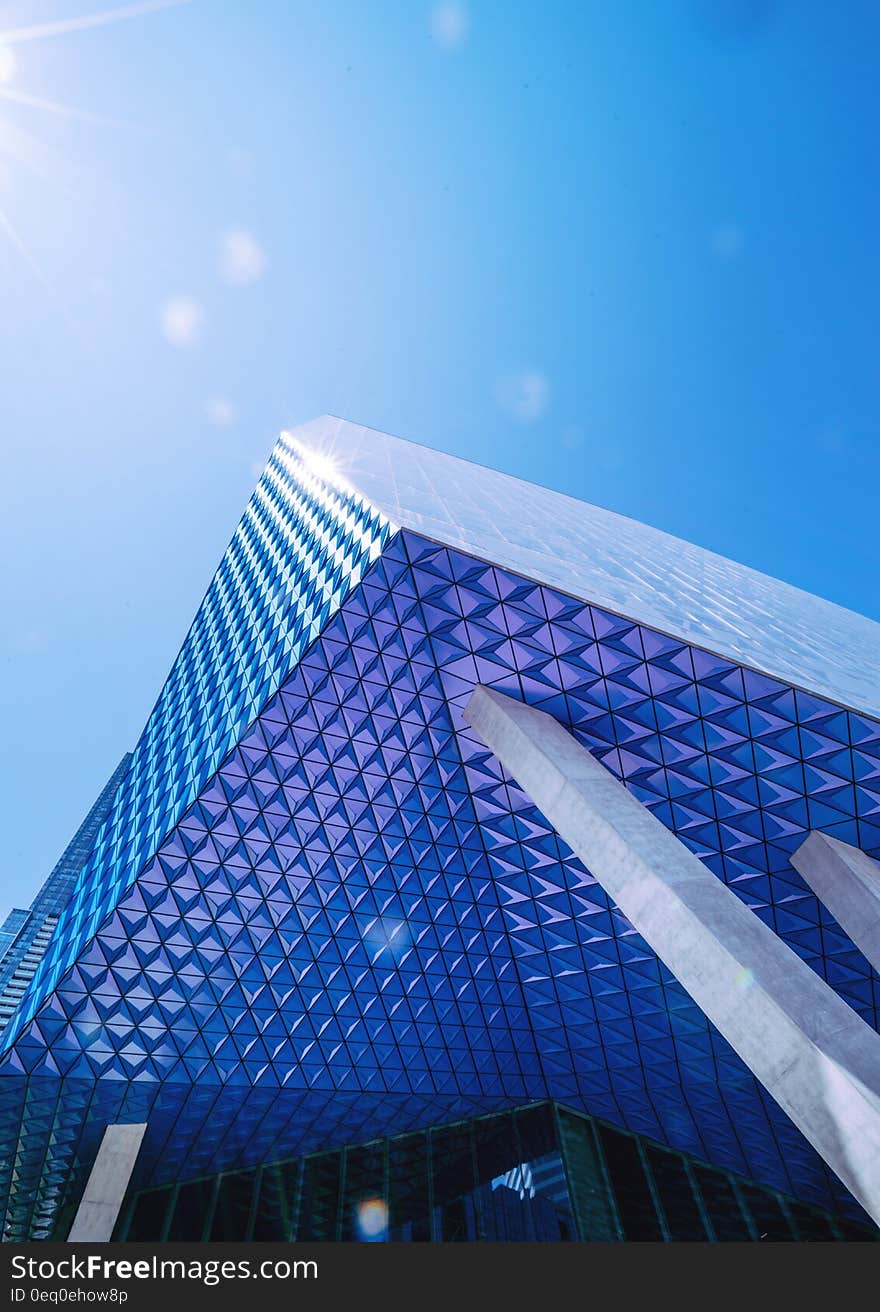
[1,0,878,910]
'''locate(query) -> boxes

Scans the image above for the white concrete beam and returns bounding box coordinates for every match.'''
[68,1123,147,1243]
[792,831,880,975]
[464,684,880,1226]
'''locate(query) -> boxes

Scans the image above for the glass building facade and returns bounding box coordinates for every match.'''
[0,417,878,1241]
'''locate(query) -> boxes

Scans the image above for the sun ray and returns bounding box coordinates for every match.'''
[0,0,190,47]
[0,1,188,307]
[0,115,58,183]
[0,86,119,126]
[0,204,56,298]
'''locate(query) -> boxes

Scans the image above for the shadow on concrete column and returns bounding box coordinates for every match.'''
[792,831,880,974]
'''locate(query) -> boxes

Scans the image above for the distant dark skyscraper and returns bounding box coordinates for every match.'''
[0,755,129,1033]
[0,418,878,1242]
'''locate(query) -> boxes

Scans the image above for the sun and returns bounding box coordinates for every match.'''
[0,1,190,285]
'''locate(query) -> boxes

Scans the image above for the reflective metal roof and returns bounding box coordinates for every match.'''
[291,416,880,719]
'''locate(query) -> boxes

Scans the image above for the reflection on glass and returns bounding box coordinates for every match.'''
[116,1101,875,1244]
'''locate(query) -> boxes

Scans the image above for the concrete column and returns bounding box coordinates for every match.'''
[68,1123,147,1242]
[464,684,880,1226]
[792,831,880,974]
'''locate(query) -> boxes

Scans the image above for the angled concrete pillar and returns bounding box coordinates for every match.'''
[792,831,880,974]
[464,684,880,1226]
[68,1123,147,1242]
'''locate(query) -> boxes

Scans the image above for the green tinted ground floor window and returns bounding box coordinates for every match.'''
[114,1100,877,1244]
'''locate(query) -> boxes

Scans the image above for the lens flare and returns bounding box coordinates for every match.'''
[355,1197,388,1241]
[160,296,204,348]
